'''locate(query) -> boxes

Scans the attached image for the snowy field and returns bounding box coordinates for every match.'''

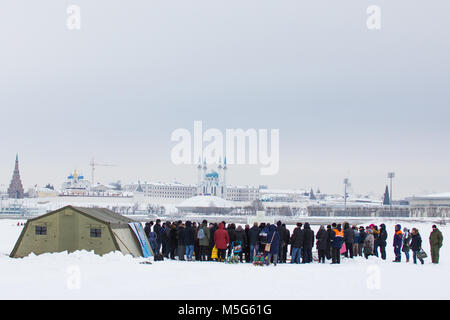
[0,219,448,300]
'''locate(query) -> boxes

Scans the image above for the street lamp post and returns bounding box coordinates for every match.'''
[344,178,350,210]
[388,172,395,210]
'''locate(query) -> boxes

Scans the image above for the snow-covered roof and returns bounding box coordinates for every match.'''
[410,192,450,200]
[177,195,234,209]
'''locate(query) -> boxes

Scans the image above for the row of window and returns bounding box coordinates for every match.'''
[35,226,101,238]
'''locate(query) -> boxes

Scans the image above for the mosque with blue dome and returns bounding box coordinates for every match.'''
[196,157,227,198]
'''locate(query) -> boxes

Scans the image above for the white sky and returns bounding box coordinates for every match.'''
[0,0,449,198]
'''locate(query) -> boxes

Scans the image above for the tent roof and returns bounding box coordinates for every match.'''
[28,205,136,227]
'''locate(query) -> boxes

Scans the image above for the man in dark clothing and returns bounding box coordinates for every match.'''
[177,223,186,261]
[198,220,211,261]
[379,223,388,260]
[153,219,162,254]
[160,222,170,258]
[169,223,178,260]
[393,224,403,262]
[282,224,290,263]
[343,222,354,258]
[302,222,314,263]
[208,223,218,261]
[276,221,287,264]
[244,224,250,262]
[316,225,328,263]
[290,223,304,264]
[430,225,444,264]
[358,226,366,257]
[235,225,247,262]
[326,225,333,260]
[184,221,195,261]
[227,224,237,257]
[247,222,260,262]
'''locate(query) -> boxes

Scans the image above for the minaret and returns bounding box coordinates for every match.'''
[8,154,25,199]
[222,157,227,199]
[217,157,223,197]
[196,157,202,186]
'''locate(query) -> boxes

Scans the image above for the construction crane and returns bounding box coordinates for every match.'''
[89,158,116,186]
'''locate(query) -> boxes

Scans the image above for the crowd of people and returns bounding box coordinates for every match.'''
[143,219,444,265]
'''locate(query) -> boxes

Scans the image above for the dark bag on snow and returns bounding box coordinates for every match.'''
[154,253,164,261]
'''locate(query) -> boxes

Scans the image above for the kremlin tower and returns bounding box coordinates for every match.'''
[7,154,25,199]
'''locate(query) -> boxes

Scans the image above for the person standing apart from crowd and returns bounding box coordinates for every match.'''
[402,227,411,262]
[393,224,403,262]
[429,225,443,264]
[410,228,424,265]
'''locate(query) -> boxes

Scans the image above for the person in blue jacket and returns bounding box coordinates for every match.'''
[330,223,344,264]
[265,224,280,266]
[393,224,403,262]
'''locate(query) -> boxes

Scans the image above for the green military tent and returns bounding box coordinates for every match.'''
[10,205,153,258]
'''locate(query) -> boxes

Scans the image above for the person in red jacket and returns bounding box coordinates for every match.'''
[214,223,230,262]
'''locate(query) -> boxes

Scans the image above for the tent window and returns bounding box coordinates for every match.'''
[35,226,47,235]
[90,228,102,238]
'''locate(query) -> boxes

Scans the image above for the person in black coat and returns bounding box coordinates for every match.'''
[290,223,304,263]
[378,223,388,260]
[276,221,288,264]
[410,228,424,264]
[326,225,333,260]
[227,224,237,256]
[316,225,328,263]
[235,225,247,262]
[177,223,186,261]
[247,222,260,262]
[208,223,218,261]
[358,226,366,257]
[302,222,314,263]
[169,223,178,260]
[160,221,170,258]
[153,219,162,254]
[244,224,250,262]
[343,222,354,258]
[282,224,290,263]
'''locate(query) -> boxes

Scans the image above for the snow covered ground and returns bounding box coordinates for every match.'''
[0,219,448,299]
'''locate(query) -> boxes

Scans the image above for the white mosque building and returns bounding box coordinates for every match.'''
[127,158,259,202]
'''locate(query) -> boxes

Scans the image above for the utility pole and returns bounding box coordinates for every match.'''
[388,172,395,210]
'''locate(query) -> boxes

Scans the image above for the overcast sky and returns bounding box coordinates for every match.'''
[0,0,449,198]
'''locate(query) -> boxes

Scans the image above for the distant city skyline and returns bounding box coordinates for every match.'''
[1,1,449,199]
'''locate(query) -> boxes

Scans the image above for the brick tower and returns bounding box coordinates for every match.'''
[7,154,25,199]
